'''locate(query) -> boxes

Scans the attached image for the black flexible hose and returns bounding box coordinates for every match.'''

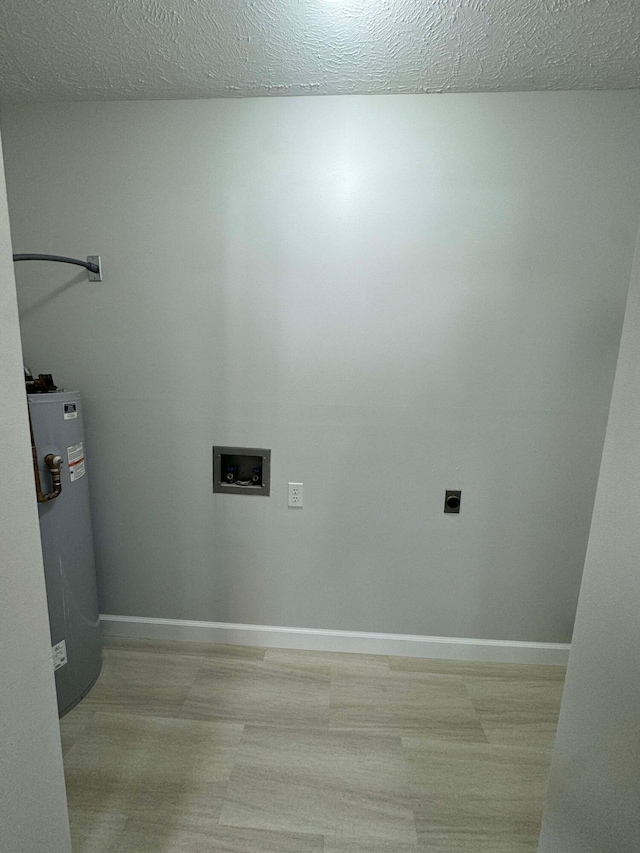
[12,253,100,274]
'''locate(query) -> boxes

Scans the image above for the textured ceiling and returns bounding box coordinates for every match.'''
[0,0,639,102]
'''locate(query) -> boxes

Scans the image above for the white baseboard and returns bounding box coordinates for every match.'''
[100,615,570,666]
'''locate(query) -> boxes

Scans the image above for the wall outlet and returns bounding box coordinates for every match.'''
[288,482,303,507]
[444,489,462,514]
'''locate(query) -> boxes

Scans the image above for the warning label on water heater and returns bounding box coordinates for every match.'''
[67,442,86,482]
[52,640,67,671]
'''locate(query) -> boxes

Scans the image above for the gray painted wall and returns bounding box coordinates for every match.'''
[537,235,640,851]
[2,92,640,643]
[0,134,71,852]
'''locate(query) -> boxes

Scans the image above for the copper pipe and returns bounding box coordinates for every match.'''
[29,409,63,502]
[44,454,63,500]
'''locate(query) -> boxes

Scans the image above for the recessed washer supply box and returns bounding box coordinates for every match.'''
[213,447,271,496]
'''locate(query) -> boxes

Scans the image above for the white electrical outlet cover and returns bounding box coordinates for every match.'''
[288,482,304,507]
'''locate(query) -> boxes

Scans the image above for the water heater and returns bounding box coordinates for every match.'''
[28,390,102,715]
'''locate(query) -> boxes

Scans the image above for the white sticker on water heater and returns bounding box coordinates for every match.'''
[67,442,86,482]
[63,402,78,420]
[52,640,67,671]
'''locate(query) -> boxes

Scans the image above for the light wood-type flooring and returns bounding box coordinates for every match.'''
[60,637,565,852]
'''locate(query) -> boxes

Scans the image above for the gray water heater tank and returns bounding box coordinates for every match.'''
[28,391,102,716]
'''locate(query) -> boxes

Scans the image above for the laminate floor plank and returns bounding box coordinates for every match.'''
[59,705,96,755]
[180,658,331,728]
[264,647,390,674]
[389,656,566,682]
[110,816,324,853]
[465,677,564,748]
[104,635,266,661]
[81,649,203,718]
[403,738,551,853]
[330,669,487,742]
[218,724,417,844]
[64,712,243,822]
